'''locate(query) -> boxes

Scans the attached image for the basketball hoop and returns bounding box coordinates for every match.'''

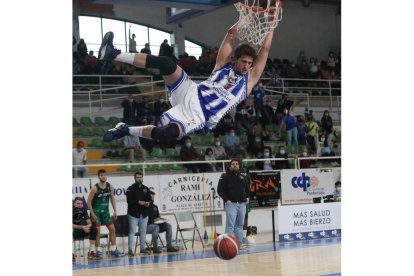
[234,0,283,50]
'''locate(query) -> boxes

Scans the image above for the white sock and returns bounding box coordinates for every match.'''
[129,126,144,137]
[96,246,101,252]
[114,53,136,65]
[90,244,96,253]
[243,230,247,238]
[110,245,116,251]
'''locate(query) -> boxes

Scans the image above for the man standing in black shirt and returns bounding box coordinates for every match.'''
[146,191,179,253]
[72,196,100,260]
[126,172,152,256]
[217,159,250,246]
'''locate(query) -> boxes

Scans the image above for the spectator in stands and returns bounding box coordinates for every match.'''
[320,110,333,135]
[83,51,98,74]
[306,115,319,154]
[296,115,307,147]
[224,128,242,158]
[140,43,151,54]
[152,96,169,126]
[146,191,179,253]
[274,145,293,170]
[261,98,275,127]
[128,26,137,53]
[137,96,154,124]
[159,39,172,57]
[180,136,204,173]
[73,196,100,260]
[73,141,87,178]
[125,171,152,256]
[77,38,88,63]
[212,137,228,160]
[235,101,251,134]
[252,81,266,122]
[246,124,267,157]
[327,51,336,71]
[332,181,341,201]
[121,93,139,125]
[298,147,316,169]
[255,146,275,170]
[279,109,298,150]
[296,50,307,65]
[309,57,320,79]
[204,147,219,172]
[298,59,310,78]
[122,135,146,163]
[213,114,235,137]
[285,61,300,78]
[275,94,292,125]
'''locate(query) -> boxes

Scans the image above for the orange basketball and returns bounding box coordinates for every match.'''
[213,234,240,260]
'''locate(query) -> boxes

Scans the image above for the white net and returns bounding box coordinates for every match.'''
[234,0,283,50]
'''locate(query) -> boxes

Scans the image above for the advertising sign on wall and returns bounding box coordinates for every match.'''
[278,202,341,242]
[249,171,280,208]
[280,169,335,205]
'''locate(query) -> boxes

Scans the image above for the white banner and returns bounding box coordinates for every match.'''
[278,202,341,241]
[280,169,335,205]
[72,173,223,214]
[158,172,223,212]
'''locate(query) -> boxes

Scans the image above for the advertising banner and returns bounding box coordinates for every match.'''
[72,173,223,214]
[280,169,335,205]
[278,202,341,242]
[249,171,280,208]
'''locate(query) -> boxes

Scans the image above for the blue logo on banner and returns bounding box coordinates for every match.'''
[291,172,310,191]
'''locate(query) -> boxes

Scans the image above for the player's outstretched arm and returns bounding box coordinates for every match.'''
[214,22,239,71]
[247,30,274,95]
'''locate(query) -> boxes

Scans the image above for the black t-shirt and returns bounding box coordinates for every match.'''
[147,203,160,225]
[126,182,152,218]
[73,206,89,226]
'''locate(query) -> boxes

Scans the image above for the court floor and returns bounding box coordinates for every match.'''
[73,234,341,276]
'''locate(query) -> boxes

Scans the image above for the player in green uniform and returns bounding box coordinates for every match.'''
[86,169,125,258]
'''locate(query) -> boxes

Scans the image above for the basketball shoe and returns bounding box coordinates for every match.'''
[98,31,121,61]
[103,122,130,142]
[110,248,125,257]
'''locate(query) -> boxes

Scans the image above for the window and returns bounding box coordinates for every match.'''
[102,18,127,52]
[185,40,202,60]
[78,16,102,55]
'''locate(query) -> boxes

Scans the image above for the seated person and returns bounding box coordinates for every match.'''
[274,145,295,170]
[122,135,146,162]
[72,196,100,260]
[256,146,276,170]
[212,137,228,160]
[298,147,317,169]
[180,136,205,173]
[146,191,179,253]
[223,128,243,158]
[332,181,341,201]
[204,147,220,172]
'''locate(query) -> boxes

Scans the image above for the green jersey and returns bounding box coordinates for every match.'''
[92,182,111,213]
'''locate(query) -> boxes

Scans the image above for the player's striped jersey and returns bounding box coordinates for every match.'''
[197,62,248,130]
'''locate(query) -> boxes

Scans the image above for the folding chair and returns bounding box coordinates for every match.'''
[73,235,87,260]
[174,211,205,250]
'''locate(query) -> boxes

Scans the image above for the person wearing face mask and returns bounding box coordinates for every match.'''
[332,181,341,201]
[212,137,228,160]
[179,136,204,173]
[121,93,139,125]
[73,141,88,178]
[224,127,242,158]
[298,147,316,169]
[125,171,152,256]
[278,108,298,151]
[255,146,276,170]
[274,145,294,170]
[320,110,333,135]
[217,159,250,247]
[246,123,269,157]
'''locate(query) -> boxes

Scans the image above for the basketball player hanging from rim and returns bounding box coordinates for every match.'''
[101,1,283,143]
